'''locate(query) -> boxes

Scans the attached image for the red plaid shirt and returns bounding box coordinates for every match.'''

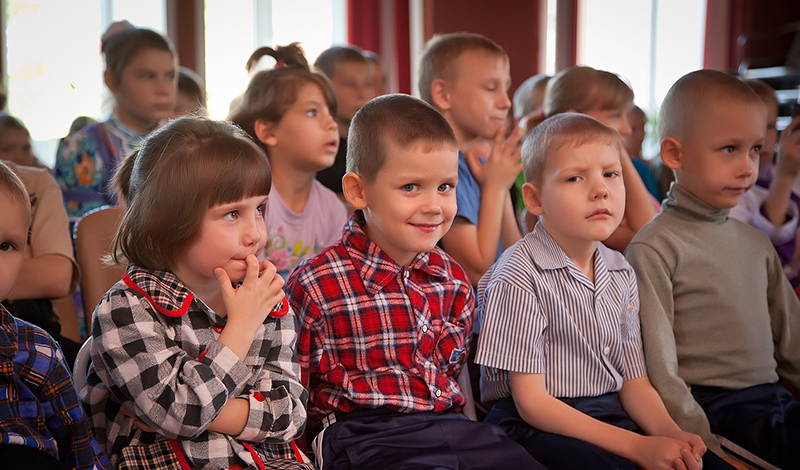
[286,212,474,427]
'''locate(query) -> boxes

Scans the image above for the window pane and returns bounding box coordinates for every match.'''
[6,0,103,166]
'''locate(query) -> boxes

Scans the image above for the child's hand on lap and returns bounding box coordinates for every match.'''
[629,435,700,470]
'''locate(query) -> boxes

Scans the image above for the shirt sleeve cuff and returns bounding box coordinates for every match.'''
[200,340,252,396]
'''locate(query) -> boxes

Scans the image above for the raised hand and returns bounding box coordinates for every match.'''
[464,125,523,191]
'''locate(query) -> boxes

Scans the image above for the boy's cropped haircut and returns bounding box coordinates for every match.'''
[522,113,624,186]
[741,78,779,112]
[347,94,457,182]
[418,32,508,105]
[0,161,31,221]
[659,69,765,142]
[313,45,367,78]
[113,117,271,271]
[102,27,176,81]
[545,66,633,117]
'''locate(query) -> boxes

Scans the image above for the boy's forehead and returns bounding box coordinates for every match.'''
[383,139,458,170]
[451,49,508,77]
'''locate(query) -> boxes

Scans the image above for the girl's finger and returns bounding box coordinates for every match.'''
[214,268,234,296]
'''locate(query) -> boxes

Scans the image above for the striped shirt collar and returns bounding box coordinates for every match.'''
[529,221,629,273]
[343,210,449,297]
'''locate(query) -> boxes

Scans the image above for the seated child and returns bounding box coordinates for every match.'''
[626,69,800,469]
[729,79,800,289]
[0,161,109,469]
[231,43,348,279]
[82,117,311,470]
[419,32,522,286]
[314,45,374,196]
[1,128,81,365]
[477,113,730,470]
[286,94,544,470]
[623,105,661,201]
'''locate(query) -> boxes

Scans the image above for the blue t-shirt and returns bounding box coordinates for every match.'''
[455,151,504,259]
[631,157,661,201]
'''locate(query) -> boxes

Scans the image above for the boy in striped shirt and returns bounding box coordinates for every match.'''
[476,114,731,470]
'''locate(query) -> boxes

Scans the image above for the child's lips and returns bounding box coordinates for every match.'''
[409,222,442,233]
[587,208,612,219]
[323,140,339,152]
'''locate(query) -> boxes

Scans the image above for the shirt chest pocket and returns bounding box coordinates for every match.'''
[431,320,466,372]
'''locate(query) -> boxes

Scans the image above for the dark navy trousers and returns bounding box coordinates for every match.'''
[315,409,546,470]
[692,382,800,469]
[486,393,733,470]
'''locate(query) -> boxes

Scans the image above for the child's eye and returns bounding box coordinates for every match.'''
[438,183,454,193]
[722,145,735,154]
[0,241,16,252]
[402,184,417,192]
[752,145,762,153]
[604,171,620,178]
[305,108,318,117]
[256,204,266,217]
[223,211,238,220]
[566,176,580,183]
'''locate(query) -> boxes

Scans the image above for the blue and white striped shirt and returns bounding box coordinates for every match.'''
[476,222,648,401]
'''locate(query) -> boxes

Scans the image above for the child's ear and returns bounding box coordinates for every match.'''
[522,182,545,217]
[430,79,451,111]
[254,119,278,147]
[103,69,118,93]
[342,172,368,209]
[660,136,683,170]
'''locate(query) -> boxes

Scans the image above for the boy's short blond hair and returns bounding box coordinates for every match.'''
[347,94,457,182]
[741,78,779,116]
[418,32,508,106]
[522,113,624,186]
[659,69,765,142]
[0,161,31,223]
[545,66,633,117]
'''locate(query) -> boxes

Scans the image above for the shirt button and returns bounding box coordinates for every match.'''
[422,324,428,333]
[253,391,265,402]
[603,346,610,355]
[404,270,410,278]
[213,324,224,334]
[435,389,442,398]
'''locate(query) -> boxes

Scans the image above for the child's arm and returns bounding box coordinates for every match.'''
[763,117,800,226]
[766,245,800,391]
[213,311,308,443]
[618,376,705,460]
[7,171,75,300]
[441,128,522,283]
[624,242,724,455]
[509,372,700,470]
[37,334,110,469]
[604,151,658,251]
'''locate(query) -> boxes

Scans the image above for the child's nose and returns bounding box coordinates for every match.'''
[497,91,511,110]
[242,218,264,246]
[617,116,632,136]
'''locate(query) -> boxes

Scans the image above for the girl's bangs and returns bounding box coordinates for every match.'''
[202,138,272,208]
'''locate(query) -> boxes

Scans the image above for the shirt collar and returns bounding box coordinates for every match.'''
[107,112,150,142]
[0,304,19,358]
[123,265,196,317]
[528,221,628,272]
[663,183,729,223]
[343,211,450,296]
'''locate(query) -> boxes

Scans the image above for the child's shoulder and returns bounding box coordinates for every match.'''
[428,244,471,285]
[2,311,64,373]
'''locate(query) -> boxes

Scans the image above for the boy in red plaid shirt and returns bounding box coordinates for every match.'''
[286,94,543,470]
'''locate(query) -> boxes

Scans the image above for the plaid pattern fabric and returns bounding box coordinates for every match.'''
[0,305,110,469]
[118,440,184,470]
[286,211,474,427]
[82,266,309,469]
